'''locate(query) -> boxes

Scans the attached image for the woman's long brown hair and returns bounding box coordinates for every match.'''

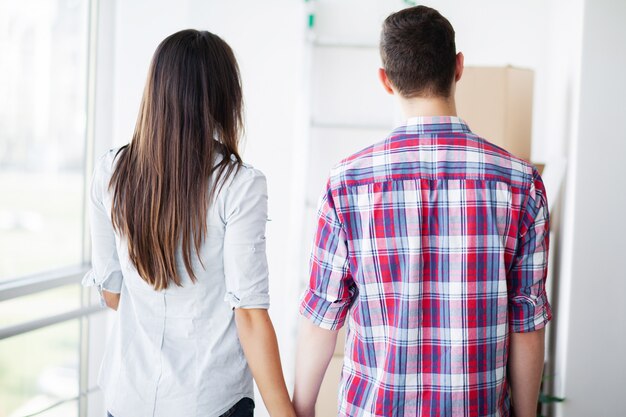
[109,29,243,290]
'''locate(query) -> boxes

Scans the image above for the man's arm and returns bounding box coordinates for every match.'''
[235,308,295,417]
[507,170,551,416]
[508,328,545,417]
[294,184,354,416]
[292,317,339,417]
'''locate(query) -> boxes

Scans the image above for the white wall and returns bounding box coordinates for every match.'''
[555,1,626,415]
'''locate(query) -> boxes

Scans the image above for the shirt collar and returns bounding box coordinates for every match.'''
[392,115,471,135]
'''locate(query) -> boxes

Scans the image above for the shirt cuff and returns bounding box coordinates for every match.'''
[509,290,552,333]
[224,291,270,310]
[82,270,124,292]
[299,288,351,331]
[82,270,124,307]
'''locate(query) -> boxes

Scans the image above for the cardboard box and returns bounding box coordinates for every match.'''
[455,66,534,162]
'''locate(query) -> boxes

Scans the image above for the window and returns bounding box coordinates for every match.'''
[0,320,80,417]
[0,1,98,417]
[0,0,89,281]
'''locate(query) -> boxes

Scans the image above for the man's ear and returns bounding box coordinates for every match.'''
[378,68,395,95]
[455,52,464,82]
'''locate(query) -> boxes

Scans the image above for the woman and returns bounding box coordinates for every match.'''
[83,29,295,417]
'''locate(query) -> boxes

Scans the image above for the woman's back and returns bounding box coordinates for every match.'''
[86,149,269,416]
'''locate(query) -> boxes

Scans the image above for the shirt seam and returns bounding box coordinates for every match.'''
[329,176,532,194]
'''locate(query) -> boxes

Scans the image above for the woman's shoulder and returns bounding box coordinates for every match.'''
[95,146,125,178]
[221,158,267,202]
[224,155,265,185]
[234,160,266,182]
[90,147,126,196]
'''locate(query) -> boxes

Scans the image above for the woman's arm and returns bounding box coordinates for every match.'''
[234,308,296,417]
[102,289,120,311]
[82,152,124,306]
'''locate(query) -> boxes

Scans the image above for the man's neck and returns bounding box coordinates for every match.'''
[398,95,458,120]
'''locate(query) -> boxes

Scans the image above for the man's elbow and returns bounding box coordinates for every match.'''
[511,327,546,343]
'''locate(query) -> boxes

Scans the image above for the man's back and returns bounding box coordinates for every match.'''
[294,6,551,417]
[299,116,551,416]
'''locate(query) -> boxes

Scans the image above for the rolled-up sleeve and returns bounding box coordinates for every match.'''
[223,168,270,310]
[508,169,552,333]
[299,185,355,330]
[82,152,124,302]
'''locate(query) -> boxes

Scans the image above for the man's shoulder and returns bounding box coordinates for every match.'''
[474,136,540,190]
[326,129,539,192]
[326,135,390,191]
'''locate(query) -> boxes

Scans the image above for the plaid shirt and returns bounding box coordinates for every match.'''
[299,116,551,417]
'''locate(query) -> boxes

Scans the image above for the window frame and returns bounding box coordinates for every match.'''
[0,0,115,415]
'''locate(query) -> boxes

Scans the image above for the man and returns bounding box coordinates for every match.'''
[293,5,551,417]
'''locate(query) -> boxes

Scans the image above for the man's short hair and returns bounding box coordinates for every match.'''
[380,6,457,98]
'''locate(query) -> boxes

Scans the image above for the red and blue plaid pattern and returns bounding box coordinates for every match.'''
[300,116,551,417]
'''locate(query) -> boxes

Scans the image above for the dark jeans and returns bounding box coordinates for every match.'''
[220,397,255,417]
[107,397,254,417]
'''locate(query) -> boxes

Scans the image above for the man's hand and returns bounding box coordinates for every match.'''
[293,317,340,417]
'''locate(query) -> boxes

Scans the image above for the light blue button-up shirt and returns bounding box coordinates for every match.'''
[83,148,270,417]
